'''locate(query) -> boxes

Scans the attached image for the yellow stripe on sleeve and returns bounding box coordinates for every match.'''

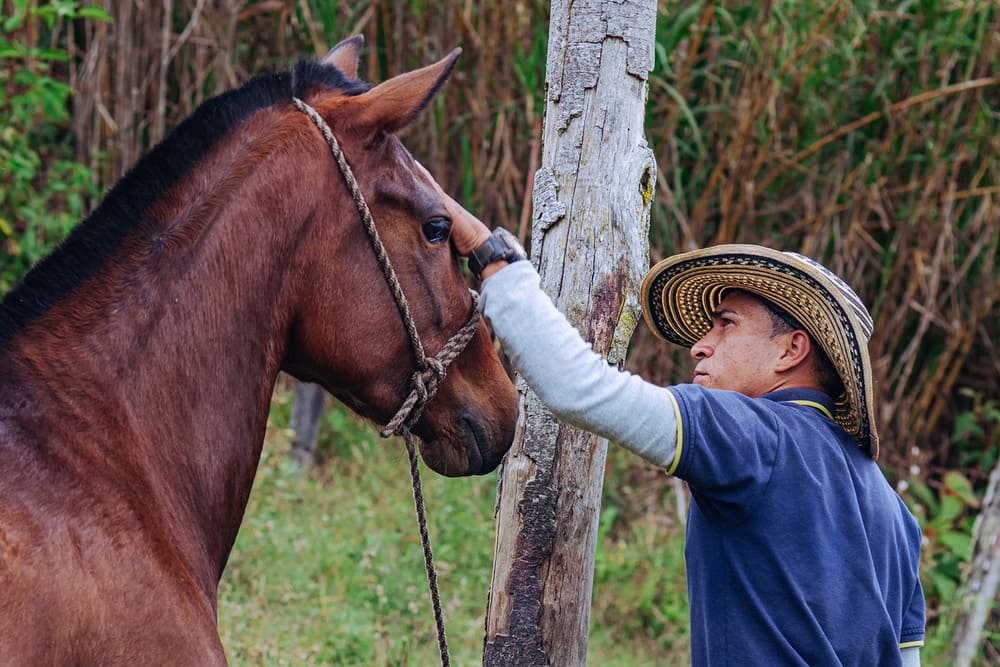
[665,388,683,476]
[899,640,925,649]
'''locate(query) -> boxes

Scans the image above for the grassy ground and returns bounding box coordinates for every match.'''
[218,389,688,666]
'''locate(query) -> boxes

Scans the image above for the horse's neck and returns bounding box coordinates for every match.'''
[9,119,329,594]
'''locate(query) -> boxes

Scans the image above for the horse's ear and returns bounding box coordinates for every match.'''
[353,48,461,136]
[322,35,364,79]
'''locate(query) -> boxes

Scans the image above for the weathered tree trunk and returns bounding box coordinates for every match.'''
[482,2,656,665]
[949,461,1000,667]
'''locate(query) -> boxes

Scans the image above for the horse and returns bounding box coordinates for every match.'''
[0,36,518,664]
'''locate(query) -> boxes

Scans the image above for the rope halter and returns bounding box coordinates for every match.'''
[291,96,481,437]
[293,95,481,667]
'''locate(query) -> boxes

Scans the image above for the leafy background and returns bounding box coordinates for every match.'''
[1,0,997,664]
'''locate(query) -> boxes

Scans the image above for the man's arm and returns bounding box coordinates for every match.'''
[440,189,679,468]
[901,646,920,667]
[479,261,680,468]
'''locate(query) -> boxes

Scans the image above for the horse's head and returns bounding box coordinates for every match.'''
[282,38,518,477]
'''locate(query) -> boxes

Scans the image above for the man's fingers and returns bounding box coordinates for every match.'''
[413,159,492,255]
[442,193,492,256]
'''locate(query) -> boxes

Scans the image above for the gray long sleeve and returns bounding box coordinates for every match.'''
[478,261,679,469]
[901,647,921,667]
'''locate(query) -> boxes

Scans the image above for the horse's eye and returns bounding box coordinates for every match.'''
[422,218,451,244]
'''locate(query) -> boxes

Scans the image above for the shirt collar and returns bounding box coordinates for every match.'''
[761,388,836,420]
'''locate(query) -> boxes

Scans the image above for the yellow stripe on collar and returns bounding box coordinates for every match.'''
[786,399,834,420]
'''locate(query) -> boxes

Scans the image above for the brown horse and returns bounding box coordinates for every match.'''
[0,37,517,664]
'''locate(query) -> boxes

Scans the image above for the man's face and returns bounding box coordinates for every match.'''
[689,291,788,397]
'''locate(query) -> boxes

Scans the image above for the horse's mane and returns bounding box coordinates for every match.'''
[0,61,369,344]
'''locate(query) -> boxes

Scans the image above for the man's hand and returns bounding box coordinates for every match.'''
[441,192,518,279]
[418,162,512,278]
[416,160,492,256]
[439,190,492,257]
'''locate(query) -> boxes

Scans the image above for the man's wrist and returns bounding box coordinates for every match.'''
[479,260,508,280]
[460,228,493,256]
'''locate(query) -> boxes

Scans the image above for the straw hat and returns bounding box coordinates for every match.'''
[640,244,879,459]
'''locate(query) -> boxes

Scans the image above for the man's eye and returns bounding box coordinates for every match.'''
[422,218,451,244]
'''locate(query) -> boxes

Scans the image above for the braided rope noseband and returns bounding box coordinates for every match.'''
[293,96,479,666]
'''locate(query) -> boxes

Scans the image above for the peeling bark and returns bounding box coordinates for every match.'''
[483,2,656,665]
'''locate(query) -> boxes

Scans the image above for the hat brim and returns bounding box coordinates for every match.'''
[640,244,879,459]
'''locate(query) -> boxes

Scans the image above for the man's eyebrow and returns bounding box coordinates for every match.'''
[711,308,738,319]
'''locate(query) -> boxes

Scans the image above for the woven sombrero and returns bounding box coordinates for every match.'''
[640,244,879,459]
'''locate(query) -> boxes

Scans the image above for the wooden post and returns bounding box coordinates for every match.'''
[482,2,657,665]
[949,461,1000,667]
[290,381,326,467]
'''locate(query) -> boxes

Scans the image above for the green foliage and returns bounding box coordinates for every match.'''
[903,469,983,661]
[952,389,1000,471]
[510,18,548,118]
[219,395,501,665]
[914,472,978,600]
[648,0,998,252]
[913,390,1000,662]
[0,1,106,292]
[592,460,690,663]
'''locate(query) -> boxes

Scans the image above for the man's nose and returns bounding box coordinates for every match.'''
[690,337,712,359]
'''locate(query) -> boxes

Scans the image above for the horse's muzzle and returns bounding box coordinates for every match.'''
[418,408,514,477]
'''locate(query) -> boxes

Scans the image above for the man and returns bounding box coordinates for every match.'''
[443,193,925,666]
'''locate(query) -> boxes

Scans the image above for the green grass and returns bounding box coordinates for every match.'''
[218,389,690,666]
[219,400,496,665]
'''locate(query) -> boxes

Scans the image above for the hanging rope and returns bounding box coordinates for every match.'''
[293,96,483,667]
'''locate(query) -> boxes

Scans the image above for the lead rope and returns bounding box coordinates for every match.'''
[293,97,482,667]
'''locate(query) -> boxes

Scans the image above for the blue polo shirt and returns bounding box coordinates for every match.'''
[667,385,925,666]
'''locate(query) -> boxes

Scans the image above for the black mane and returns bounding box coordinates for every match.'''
[0,60,369,343]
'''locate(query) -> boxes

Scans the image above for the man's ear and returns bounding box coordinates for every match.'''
[775,330,812,373]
